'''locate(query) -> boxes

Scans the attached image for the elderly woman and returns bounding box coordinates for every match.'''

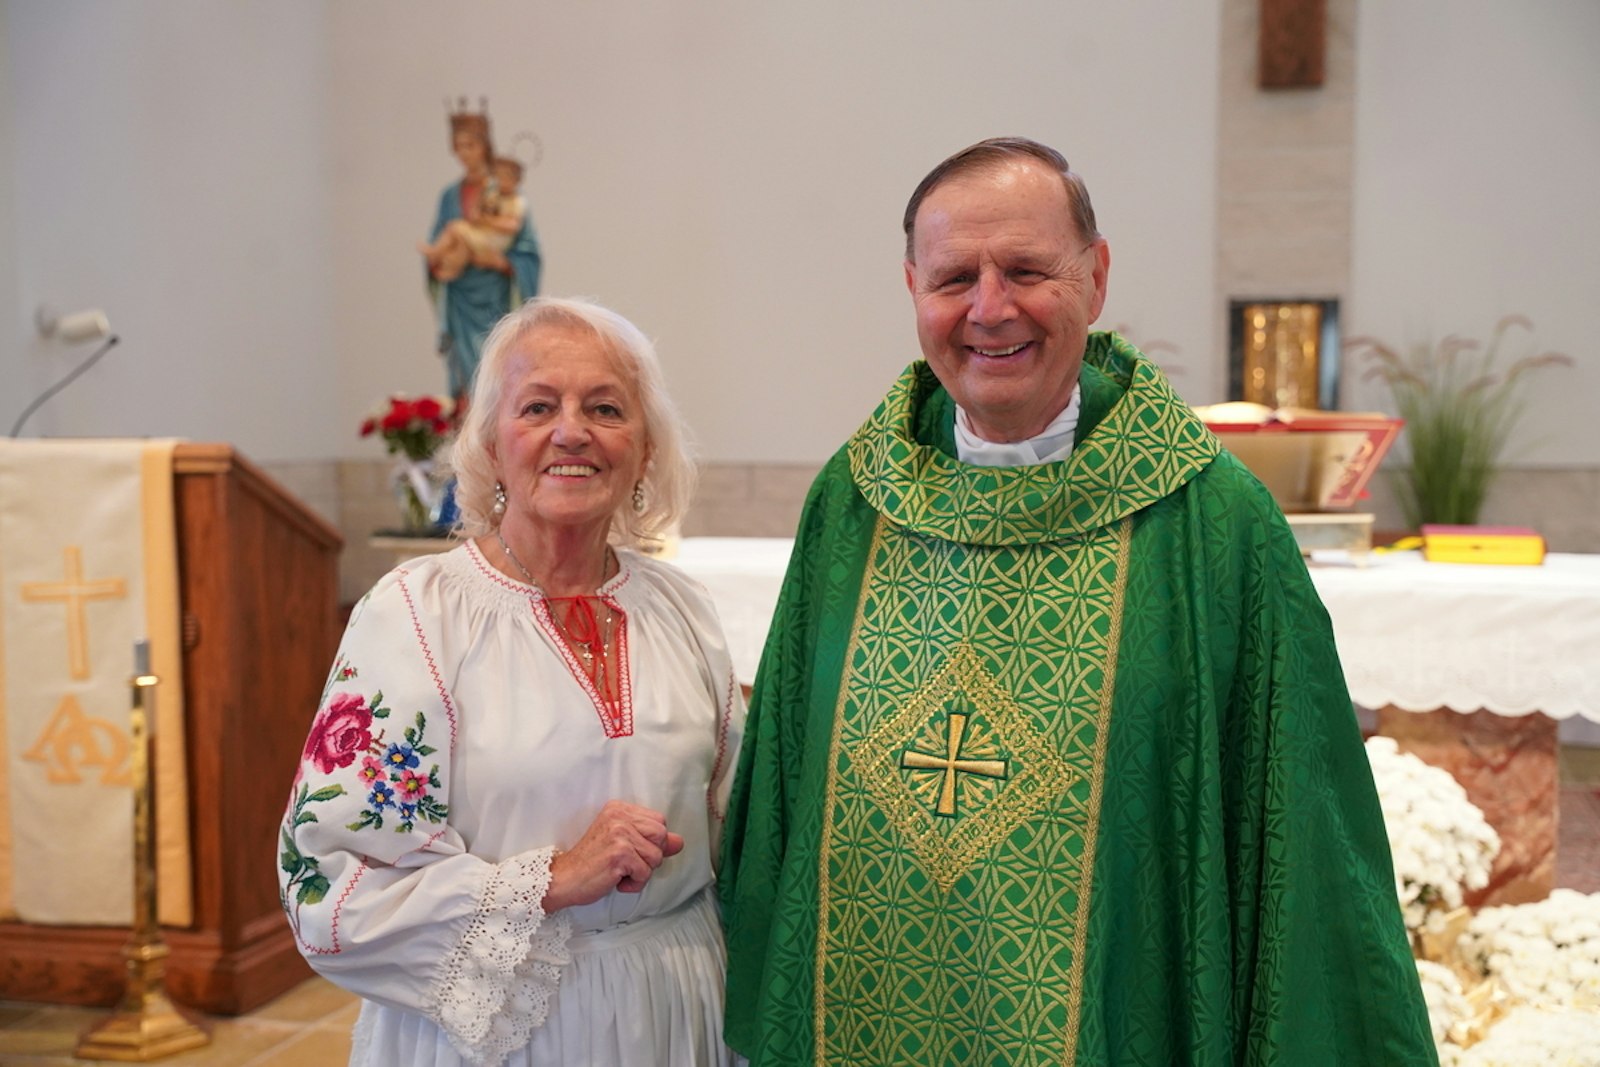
[279,297,744,1065]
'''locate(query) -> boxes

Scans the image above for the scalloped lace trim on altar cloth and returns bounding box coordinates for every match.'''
[423,847,572,1066]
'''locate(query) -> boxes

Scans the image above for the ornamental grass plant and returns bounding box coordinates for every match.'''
[1348,316,1571,528]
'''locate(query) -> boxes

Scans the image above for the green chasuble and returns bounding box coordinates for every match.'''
[720,334,1436,1066]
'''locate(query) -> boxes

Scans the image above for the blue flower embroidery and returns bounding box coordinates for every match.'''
[341,710,447,834]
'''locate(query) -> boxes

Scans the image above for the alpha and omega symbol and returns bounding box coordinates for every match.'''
[900,710,1009,818]
[21,694,132,786]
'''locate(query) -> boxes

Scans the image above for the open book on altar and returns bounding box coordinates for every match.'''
[1191,401,1403,512]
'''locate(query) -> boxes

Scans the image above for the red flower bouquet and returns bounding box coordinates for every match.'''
[359,394,459,463]
[360,394,460,530]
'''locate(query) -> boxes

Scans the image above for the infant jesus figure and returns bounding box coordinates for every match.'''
[420,156,526,281]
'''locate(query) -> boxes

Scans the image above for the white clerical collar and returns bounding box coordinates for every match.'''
[953,384,1081,467]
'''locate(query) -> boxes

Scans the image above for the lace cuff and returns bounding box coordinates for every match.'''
[424,847,573,1066]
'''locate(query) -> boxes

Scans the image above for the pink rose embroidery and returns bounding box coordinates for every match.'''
[303,692,374,774]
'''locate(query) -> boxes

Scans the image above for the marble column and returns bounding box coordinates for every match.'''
[1377,706,1558,906]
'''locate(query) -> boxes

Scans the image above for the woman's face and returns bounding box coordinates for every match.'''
[452,130,489,176]
[492,322,649,539]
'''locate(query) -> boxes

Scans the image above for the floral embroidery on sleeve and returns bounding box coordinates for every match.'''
[347,705,448,833]
[282,782,344,914]
[280,671,451,934]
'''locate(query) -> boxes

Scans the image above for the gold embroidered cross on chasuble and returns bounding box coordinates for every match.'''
[817,515,1127,1058]
[0,440,192,925]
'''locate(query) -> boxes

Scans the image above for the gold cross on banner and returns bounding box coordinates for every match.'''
[21,545,128,681]
[900,711,1008,818]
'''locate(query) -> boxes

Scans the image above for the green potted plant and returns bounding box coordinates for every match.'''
[1347,316,1570,528]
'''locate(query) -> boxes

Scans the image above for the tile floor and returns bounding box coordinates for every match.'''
[0,975,356,1065]
[4,749,1599,1064]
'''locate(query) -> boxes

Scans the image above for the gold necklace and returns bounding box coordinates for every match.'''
[495,529,612,594]
[495,528,537,586]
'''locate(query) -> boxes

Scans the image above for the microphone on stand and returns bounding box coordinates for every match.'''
[10,334,122,438]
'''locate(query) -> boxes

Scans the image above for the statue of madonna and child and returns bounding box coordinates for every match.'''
[414,99,542,532]
[422,97,543,404]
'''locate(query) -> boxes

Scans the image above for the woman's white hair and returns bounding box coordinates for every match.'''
[449,296,696,547]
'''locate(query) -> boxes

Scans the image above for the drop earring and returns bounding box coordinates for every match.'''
[632,481,646,513]
[492,481,507,519]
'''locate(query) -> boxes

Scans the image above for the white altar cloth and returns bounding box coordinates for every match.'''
[1310,551,1600,721]
[670,538,793,686]
[671,539,1600,725]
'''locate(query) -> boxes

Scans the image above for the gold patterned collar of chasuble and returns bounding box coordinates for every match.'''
[846,332,1219,546]
[814,510,1133,1065]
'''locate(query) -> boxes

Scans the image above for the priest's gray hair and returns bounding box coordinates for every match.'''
[449,296,696,547]
[902,136,1100,260]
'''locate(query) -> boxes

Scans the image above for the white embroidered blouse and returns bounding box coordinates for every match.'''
[279,541,745,1065]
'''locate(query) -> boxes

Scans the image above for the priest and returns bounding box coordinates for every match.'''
[719,137,1437,1065]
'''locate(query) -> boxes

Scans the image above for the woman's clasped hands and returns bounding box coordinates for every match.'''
[542,800,685,911]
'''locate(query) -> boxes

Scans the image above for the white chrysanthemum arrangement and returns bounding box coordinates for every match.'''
[1365,736,1501,932]
[1415,958,1471,1049]
[1447,1004,1600,1067]
[1371,738,1600,1062]
[1413,893,1600,1065]
[1457,889,1600,1011]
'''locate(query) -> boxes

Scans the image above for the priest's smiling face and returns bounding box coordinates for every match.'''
[491,322,649,538]
[904,158,1111,443]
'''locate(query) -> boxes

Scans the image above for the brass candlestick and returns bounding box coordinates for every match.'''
[76,641,209,1060]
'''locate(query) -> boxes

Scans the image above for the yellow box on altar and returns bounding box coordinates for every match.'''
[1421,525,1546,565]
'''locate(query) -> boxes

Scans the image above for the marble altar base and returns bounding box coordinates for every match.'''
[1377,706,1558,907]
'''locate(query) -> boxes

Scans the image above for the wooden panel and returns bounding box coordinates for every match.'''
[0,446,341,1014]
[1259,0,1326,89]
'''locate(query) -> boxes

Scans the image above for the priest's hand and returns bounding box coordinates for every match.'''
[541,800,685,911]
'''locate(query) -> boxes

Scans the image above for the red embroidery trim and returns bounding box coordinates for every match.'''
[397,570,460,747]
[706,669,738,822]
[466,540,636,736]
[536,597,634,738]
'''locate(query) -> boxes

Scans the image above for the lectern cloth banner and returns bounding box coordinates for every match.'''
[0,439,193,925]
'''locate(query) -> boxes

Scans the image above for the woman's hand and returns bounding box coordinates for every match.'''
[541,800,685,912]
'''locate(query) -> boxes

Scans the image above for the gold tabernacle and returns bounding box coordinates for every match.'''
[1240,302,1323,410]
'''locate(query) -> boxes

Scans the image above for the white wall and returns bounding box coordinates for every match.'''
[1348,1,1600,466]
[329,1,1222,462]
[0,3,21,425]
[3,0,339,459]
[6,3,1597,469]
[1,0,1220,463]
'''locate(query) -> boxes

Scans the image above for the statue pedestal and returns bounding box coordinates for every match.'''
[1377,706,1558,906]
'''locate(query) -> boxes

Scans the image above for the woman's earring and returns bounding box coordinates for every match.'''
[492,481,507,519]
[632,481,646,514]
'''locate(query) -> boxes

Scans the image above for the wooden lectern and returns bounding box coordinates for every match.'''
[0,444,341,1014]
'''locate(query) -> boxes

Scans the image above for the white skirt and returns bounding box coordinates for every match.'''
[349,888,736,1067]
